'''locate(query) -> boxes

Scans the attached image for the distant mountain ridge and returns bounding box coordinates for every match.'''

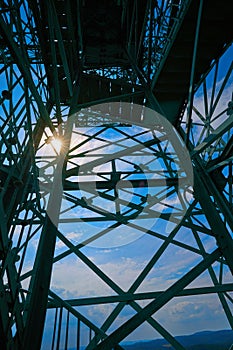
[68,330,233,350]
[122,330,233,350]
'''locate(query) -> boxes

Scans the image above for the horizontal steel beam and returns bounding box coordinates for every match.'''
[62,177,186,190]
[47,283,233,308]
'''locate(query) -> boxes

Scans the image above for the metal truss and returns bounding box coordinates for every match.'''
[0,1,232,350]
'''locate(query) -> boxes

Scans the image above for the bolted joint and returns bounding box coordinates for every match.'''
[227,100,233,116]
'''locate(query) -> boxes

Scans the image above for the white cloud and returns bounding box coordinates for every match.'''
[50,255,145,299]
[155,294,230,336]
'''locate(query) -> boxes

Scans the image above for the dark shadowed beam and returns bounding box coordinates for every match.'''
[193,164,233,274]
[152,0,233,125]
[0,11,55,133]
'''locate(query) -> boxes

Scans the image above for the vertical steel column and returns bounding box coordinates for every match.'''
[185,0,203,145]
[22,120,73,350]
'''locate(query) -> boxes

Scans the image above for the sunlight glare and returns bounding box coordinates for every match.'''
[50,137,63,153]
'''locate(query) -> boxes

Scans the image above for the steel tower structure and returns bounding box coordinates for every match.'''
[0,1,233,349]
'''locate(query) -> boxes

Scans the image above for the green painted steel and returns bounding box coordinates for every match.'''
[0,1,232,350]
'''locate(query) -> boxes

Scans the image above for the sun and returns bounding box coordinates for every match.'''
[49,137,63,153]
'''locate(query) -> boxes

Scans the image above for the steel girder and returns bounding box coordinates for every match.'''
[0,1,232,350]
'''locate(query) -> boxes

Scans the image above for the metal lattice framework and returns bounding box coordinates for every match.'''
[0,1,233,349]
